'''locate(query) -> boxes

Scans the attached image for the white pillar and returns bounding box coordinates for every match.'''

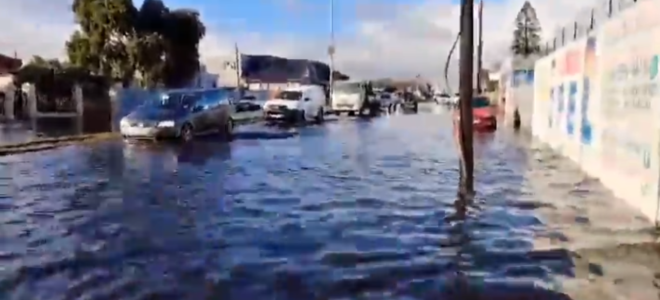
[74,85,84,116]
[109,83,122,132]
[26,84,37,119]
[4,85,15,120]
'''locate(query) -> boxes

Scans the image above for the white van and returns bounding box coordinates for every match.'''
[331,82,365,116]
[263,85,326,123]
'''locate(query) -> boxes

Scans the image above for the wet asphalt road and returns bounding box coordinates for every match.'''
[0,107,658,299]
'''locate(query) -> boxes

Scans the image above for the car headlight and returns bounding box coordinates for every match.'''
[157,120,175,127]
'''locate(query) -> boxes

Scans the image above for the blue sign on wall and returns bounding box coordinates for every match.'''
[567,82,577,135]
[580,78,592,145]
[512,70,534,87]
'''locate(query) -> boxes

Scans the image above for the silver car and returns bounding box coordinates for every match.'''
[120,88,235,142]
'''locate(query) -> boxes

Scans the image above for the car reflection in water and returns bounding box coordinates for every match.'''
[123,125,300,168]
[123,138,232,171]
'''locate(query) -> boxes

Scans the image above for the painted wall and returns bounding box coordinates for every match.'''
[532,0,660,224]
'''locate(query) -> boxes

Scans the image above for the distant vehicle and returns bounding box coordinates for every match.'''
[375,89,402,113]
[263,85,326,123]
[120,88,234,142]
[453,96,497,130]
[434,92,451,104]
[450,93,460,106]
[233,95,264,120]
[331,82,366,116]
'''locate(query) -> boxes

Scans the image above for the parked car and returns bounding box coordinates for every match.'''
[434,92,452,104]
[120,88,234,142]
[449,93,460,106]
[263,85,326,123]
[375,90,401,113]
[331,82,366,116]
[453,96,497,130]
[234,95,264,120]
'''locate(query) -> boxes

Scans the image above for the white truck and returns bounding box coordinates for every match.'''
[262,85,327,123]
[330,82,366,116]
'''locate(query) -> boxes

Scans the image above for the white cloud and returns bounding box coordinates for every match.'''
[0,0,598,86]
[0,0,75,60]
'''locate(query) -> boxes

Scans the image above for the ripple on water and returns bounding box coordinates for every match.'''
[0,113,655,299]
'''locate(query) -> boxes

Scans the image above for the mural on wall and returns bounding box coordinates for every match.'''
[581,36,596,145]
[599,3,658,185]
[553,46,582,140]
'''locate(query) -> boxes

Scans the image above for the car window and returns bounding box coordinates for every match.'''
[334,83,361,93]
[199,90,223,107]
[149,92,194,109]
[277,91,303,100]
[472,97,490,108]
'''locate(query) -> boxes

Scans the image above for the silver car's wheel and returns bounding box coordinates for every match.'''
[315,107,324,123]
[221,118,234,141]
[179,123,194,142]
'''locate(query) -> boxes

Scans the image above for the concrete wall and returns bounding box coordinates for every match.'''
[498,55,539,131]
[532,0,660,224]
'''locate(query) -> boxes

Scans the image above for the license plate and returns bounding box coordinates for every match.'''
[338,104,352,107]
[124,127,151,135]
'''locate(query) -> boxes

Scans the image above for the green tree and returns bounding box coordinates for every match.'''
[66,0,205,88]
[511,1,542,56]
[161,9,206,87]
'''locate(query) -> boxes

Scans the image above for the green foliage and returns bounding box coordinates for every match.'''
[511,1,542,56]
[14,56,108,99]
[66,0,205,88]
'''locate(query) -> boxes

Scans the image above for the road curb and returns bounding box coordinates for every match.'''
[0,132,120,156]
[0,116,264,157]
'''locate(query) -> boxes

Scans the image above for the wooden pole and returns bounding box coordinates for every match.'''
[234,43,241,89]
[458,0,475,194]
[476,0,484,93]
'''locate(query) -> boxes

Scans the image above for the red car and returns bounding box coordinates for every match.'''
[453,96,497,131]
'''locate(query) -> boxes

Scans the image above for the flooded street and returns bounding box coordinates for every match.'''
[0,109,658,299]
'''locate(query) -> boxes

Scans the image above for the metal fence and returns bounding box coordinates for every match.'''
[541,0,641,56]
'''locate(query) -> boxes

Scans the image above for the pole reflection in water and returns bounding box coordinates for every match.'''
[440,182,575,300]
[441,187,474,299]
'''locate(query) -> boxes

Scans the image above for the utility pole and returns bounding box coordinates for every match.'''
[328,0,335,104]
[476,0,484,94]
[234,42,241,89]
[458,0,475,194]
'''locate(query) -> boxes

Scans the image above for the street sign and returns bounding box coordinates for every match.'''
[327,45,335,55]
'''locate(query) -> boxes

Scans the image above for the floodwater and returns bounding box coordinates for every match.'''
[0,108,658,299]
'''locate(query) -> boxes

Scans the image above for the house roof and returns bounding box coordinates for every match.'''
[240,54,349,84]
[0,53,22,74]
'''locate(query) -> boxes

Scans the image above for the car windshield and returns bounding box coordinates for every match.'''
[473,97,490,108]
[148,93,196,109]
[276,91,303,100]
[334,83,361,94]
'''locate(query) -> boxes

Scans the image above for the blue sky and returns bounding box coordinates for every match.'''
[142,0,432,37]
